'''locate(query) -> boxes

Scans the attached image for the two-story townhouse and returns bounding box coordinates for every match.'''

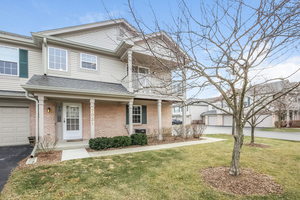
[172,101,208,124]
[0,19,185,149]
[202,81,300,127]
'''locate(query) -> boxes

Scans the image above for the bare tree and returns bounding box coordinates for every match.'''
[124,0,300,176]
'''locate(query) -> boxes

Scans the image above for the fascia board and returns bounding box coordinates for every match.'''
[0,34,37,47]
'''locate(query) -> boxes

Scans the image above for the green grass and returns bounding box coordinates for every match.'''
[260,127,300,132]
[1,134,300,200]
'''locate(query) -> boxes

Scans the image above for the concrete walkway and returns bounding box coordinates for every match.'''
[204,126,300,141]
[62,148,90,161]
[61,137,225,161]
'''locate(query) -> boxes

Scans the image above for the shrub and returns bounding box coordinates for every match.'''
[191,124,206,138]
[89,136,132,150]
[290,120,300,127]
[89,137,113,150]
[131,133,148,146]
[38,137,58,154]
[112,136,131,148]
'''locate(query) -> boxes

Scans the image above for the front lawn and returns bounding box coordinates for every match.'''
[260,127,300,132]
[1,135,300,199]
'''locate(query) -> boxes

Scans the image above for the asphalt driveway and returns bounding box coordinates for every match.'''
[0,145,32,192]
[204,126,300,141]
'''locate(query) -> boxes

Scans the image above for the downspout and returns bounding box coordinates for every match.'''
[43,37,47,75]
[25,91,39,158]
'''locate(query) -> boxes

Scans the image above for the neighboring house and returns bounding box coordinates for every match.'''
[172,101,208,124]
[0,19,184,146]
[202,81,300,127]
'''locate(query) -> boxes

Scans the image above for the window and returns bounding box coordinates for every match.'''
[174,107,180,113]
[48,47,67,71]
[81,53,97,70]
[132,66,150,88]
[0,45,18,76]
[133,106,141,124]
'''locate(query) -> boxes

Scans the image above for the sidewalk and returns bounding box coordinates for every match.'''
[61,137,226,161]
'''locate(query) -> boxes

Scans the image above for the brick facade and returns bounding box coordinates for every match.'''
[29,100,172,141]
[29,102,36,137]
[43,101,56,141]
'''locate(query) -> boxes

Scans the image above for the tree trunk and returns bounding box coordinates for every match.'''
[250,126,255,144]
[277,114,282,129]
[229,123,244,176]
[232,117,235,136]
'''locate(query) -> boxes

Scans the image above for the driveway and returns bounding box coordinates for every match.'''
[204,126,300,141]
[0,145,32,192]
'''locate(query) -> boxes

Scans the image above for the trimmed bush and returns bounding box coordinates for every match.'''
[112,136,131,148]
[89,136,132,150]
[131,133,148,146]
[89,137,113,150]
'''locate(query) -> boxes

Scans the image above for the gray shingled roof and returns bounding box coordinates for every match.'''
[25,75,130,94]
[201,110,217,116]
[0,30,32,40]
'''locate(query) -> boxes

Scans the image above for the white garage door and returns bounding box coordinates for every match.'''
[0,107,30,146]
[208,116,217,125]
[223,116,233,126]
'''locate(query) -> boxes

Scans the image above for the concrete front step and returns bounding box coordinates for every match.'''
[55,140,89,151]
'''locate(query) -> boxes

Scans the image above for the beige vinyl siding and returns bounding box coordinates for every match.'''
[46,44,127,84]
[0,42,42,92]
[56,26,120,51]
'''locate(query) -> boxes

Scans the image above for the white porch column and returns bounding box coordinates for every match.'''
[38,95,44,138]
[128,49,133,92]
[157,99,162,140]
[90,99,95,139]
[286,110,290,127]
[129,100,133,135]
[292,110,294,120]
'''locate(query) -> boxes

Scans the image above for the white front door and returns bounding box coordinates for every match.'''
[63,103,82,140]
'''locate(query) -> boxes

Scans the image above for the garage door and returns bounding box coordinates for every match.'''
[0,107,30,146]
[208,116,217,125]
[223,115,233,126]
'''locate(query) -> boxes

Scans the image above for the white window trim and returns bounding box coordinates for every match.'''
[80,53,97,71]
[0,45,19,76]
[133,65,150,74]
[48,46,68,71]
[174,107,180,113]
[133,105,142,124]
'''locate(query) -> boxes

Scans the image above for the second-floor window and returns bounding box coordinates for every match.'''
[0,45,18,76]
[174,107,180,113]
[48,47,67,71]
[81,53,97,70]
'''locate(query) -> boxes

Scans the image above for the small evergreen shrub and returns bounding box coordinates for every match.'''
[89,136,131,150]
[131,133,148,146]
[112,136,131,148]
[89,137,113,150]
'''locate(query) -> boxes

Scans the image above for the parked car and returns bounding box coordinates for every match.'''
[172,119,182,125]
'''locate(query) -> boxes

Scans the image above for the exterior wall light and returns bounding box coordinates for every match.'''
[47,107,51,113]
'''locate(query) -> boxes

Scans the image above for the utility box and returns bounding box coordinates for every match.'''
[135,129,146,134]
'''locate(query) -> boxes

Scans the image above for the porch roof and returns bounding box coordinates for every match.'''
[22,75,135,98]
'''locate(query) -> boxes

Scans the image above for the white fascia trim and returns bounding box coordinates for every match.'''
[36,19,138,36]
[21,85,136,98]
[0,34,36,47]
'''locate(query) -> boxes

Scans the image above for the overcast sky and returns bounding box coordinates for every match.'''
[1,0,299,99]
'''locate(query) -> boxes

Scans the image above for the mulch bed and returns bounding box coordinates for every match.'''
[200,167,283,196]
[244,143,270,148]
[16,151,62,170]
[86,137,201,152]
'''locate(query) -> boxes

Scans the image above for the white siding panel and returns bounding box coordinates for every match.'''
[0,42,42,92]
[60,27,119,50]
